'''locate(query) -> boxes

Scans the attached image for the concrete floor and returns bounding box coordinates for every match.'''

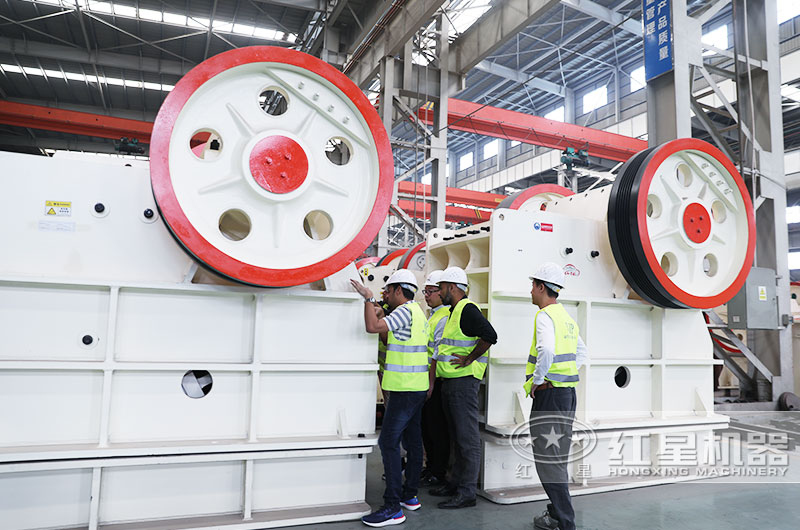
[284,449,800,530]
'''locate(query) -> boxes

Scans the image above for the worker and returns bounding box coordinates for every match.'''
[430,266,497,509]
[351,269,430,527]
[524,262,588,530]
[420,270,451,488]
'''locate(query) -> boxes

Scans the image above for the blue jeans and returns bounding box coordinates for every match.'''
[379,390,427,510]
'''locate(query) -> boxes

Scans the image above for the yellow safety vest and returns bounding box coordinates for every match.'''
[427,305,450,367]
[378,338,387,374]
[377,302,390,373]
[436,298,488,380]
[523,303,579,395]
[382,302,430,392]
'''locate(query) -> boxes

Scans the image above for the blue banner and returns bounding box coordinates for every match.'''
[643,0,673,82]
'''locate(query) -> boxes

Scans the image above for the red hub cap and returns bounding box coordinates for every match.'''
[682,202,711,244]
[249,135,308,194]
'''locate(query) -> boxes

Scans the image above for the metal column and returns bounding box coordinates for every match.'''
[429,14,449,229]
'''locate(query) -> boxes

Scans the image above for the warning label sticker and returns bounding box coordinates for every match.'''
[45,200,72,217]
[534,222,554,232]
[758,286,767,301]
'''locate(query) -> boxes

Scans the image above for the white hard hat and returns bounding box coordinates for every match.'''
[425,270,444,287]
[529,262,566,292]
[386,268,419,293]
[438,266,469,291]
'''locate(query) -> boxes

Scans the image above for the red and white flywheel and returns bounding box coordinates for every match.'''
[150,46,393,287]
[607,138,755,309]
[498,184,575,211]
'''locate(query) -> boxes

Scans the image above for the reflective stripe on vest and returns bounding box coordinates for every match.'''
[436,298,488,380]
[427,305,450,366]
[436,354,487,363]
[440,338,478,347]
[526,353,577,365]
[523,303,579,394]
[387,344,428,353]
[384,364,429,373]
[382,301,430,392]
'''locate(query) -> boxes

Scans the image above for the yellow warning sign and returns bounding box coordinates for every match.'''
[45,200,71,217]
[758,286,767,301]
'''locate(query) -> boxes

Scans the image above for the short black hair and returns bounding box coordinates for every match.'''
[387,283,415,301]
[533,278,559,299]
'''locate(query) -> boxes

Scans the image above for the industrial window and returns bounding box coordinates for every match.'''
[582,86,607,114]
[544,106,565,122]
[449,0,493,36]
[787,205,800,224]
[783,84,800,103]
[19,1,298,43]
[702,26,728,56]
[779,0,800,24]
[459,152,474,171]
[789,251,800,271]
[630,66,646,92]
[482,139,498,160]
[510,140,521,147]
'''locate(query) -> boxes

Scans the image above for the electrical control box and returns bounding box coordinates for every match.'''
[726,267,779,329]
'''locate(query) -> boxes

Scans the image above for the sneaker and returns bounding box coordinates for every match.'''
[362,506,406,527]
[400,496,421,511]
[533,509,560,529]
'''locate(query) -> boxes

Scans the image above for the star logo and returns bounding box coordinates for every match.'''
[541,427,564,448]
[510,415,597,464]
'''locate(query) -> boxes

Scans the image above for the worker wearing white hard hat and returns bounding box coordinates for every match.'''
[419,270,451,488]
[526,262,589,530]
[351,269,431,526]
[430,266,498,509]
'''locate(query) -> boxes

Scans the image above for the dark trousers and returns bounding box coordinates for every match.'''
[379,390,427,511]
[440,376,481,499]
[421,378,450,479]
[530,387,577,530]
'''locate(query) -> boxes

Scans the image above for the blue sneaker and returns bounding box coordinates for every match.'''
[400,496,421,511]
[361,506,406,527]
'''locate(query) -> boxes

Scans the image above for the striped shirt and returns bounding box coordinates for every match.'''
[384,301,413,341]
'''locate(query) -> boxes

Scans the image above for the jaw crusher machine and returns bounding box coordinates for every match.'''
[424,138,755,502]
[0,46,394,530]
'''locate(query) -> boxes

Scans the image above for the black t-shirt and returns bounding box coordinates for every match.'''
[451,300,498,344]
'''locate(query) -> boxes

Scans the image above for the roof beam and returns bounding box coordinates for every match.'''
[343,0,448,88]
[450,0,561,75]
[251,0,326,11]
[0,134,122,154]
[0,37,191,77]
[0,100,154,143]
[342,0,394,55]
[474,60,566,97]
[418,98,647,162]
[559,0,641,36]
